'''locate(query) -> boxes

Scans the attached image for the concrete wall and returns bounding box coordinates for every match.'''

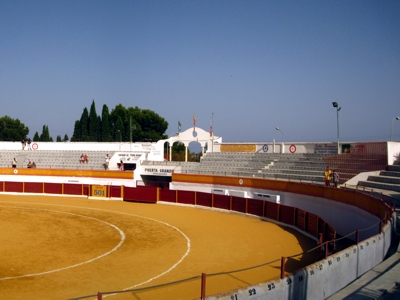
[170,182,381,241]
[205,219,395,300]
[0,173,135,187]
[0,141,154,152]
[170,181,394,300]
[387,141,400,165]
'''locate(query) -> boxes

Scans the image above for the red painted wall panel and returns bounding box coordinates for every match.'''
[296,209,306,231]
[247,199,264,217]
[159,189,176,203]
[280,206,295,225]
[213,194,230,210]
[44,183,62,194]
[110,186,121,198]
[306,213,319,237]
[232,197,246,213]
[196,192,212,207]
[265,202,279,221]
[83,185,90,196]
[124,186,157,203]
[5,181,23,193]
[24,182,43,193]
[64,183,83,195]
[177,190,195,205]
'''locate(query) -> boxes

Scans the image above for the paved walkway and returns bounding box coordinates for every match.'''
[327,191,400,300]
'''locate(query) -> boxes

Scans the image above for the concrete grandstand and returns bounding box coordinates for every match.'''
[0,126,399,299]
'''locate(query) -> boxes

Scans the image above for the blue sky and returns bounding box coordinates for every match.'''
[1,0,399,146]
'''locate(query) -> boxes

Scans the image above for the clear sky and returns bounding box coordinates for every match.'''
[1,0,399,145]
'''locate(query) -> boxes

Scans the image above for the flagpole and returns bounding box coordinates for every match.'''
[212,113,214,153]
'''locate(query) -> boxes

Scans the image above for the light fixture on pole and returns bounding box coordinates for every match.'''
[117,130,121,151]
[332,102,341,154]
[275,127,284,153]
[390,116,400,141]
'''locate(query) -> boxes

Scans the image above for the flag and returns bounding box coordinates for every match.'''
[193,114,196,131]
[178,120,181,132]
[210,117,213,137]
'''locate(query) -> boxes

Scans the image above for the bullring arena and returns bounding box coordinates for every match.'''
[0,129,399,299]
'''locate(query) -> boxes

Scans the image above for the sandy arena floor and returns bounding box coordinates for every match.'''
[0,194,316,300]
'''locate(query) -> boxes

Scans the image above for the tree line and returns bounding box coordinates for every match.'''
[0,100,169,143]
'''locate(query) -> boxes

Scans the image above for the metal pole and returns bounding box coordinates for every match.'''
[201,273,206,299]
[390,117,400,141]
[337,107,339,154]
[212,113,214,153]
[130,116,132,151]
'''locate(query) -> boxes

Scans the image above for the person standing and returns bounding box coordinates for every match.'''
[119,160,124,171]
[324,166,332,187]
[12,158,17,168]
[332,170,340,188]
[21,139,26,150]
[27,138,32,150]
[105,154,110,170]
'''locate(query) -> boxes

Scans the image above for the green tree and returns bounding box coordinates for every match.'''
[63,134,69,141]
[39,125,53,141]
[71,101,169,143]
[79,108,89,141]
[101,104,111,142]
[56,135,62,142]
[109,104,168,142]
[88,100,98,141]
[33,132,40,141]
[71,120,81,141]
[0,115,29,141]
[115,116,124,142]
[97,116,102,141]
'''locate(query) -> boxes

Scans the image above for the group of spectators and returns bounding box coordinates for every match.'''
[11,158,36,168]
[104,154,124,171]
[80,154,89,164]
[27,161,36,168]
[21,138,32,150]
[324,166,340,187]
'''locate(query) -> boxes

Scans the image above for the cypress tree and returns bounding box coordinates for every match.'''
[88,100,98,141]
[80,108,89,141]
[101,105,111,142]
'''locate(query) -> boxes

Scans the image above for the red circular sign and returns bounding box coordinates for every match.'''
[32,143,38,150]
[289,144,297,153]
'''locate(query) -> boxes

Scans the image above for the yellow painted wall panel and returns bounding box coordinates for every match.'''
[221,144,256,152]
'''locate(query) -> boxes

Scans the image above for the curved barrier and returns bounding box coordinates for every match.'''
[0,171,395,299]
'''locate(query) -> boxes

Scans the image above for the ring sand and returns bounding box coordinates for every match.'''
[0,194,316,300]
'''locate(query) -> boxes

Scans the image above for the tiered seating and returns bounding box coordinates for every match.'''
[323,154,387,184]
[357,163,400,193]
[0,150,115,170]
[259,154,326,183]
[179,152,326,184]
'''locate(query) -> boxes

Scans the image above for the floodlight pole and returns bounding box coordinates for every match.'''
[276,127,284,153]
[332,102,341,154]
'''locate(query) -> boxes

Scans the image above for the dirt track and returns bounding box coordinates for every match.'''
[0,194,316,300]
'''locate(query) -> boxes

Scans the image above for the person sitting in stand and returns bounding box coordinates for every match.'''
[27,161,33,168]
[80,154,85,163]
[31,161,36,168]
[83,154,89,163]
